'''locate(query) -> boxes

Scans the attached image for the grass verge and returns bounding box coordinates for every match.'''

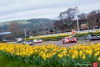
[0,53,37,67]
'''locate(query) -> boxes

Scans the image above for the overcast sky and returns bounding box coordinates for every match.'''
[0,0,100,22]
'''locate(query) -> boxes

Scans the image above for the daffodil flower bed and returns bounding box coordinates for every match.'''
[0,43,100,67]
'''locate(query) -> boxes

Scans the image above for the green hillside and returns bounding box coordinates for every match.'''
[0,18,54,32]
[0,18,54,26]
[0,20,31,26]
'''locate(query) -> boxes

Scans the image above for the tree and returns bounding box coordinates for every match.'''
[53,20,65,32]
[58,8,76,25]
[78,13,88,29]
[87,11,97,28]
[54,8,76,32]
[8,21,20,39]
[78,13,87,20]
[95,10,100,25]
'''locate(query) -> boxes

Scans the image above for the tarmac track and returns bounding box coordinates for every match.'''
[33,40,100,47]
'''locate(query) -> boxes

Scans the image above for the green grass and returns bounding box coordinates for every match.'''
[0,54,73,67]
[0,53,37,67]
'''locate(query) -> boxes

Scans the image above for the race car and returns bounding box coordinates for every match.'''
[33,38,42,43]
[85,34,100,41]
[22,40,33,45]
[62,36,77,44]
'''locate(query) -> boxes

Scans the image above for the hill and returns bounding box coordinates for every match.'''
[0,18,54,26]
[0,20,31,26]
[27,18,54,27]
[0,18,54,31]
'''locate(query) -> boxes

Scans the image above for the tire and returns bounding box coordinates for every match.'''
[74,41,77,43]
[86,39,90,42]
[62,41,65,44]
[62,42,64,44]
[29,44,33,45]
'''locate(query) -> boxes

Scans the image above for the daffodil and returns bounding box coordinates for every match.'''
[58,53,63,58]
[82,54,86,59]
[95,51,99,57]
[98,57,100,61]
[72,54,75,58]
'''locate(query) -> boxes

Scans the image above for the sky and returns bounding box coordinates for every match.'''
[0,0,100,22]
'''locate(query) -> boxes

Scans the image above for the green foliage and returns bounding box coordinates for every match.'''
[0,49,98,67]
[74,32,100,37]
[26,35,70,41]
[74,33,88,37]
[0,53,36,67]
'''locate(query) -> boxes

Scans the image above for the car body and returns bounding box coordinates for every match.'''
[22,40,33,45]
[85,34,100,41]
[62,36,77,44]
[33,38,42,43]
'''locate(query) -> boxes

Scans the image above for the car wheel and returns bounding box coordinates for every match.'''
[29,44,33,45]
[74,41,77,43]
[62,41,65,44]
[86,39,90,42]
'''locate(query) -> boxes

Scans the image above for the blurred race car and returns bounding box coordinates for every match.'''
[33,38,42,43]
[22,40,33,45]
[62,36,77,44]
[85,34,100,41]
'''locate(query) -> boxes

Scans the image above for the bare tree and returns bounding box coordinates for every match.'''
[95,10,100,25]
[54,8,76,32]
[77,13,88,29]
[58,8,76,25]
[87,11,97,28]
[54,20,65,32]
[8,21,20,39]
[78,13,87,20]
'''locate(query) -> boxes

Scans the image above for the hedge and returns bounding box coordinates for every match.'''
[25,31,100,41]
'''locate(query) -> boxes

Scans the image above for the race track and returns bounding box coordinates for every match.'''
[33,40,100,47]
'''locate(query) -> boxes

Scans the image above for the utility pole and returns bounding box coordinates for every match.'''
[24,29,26,38]
[74,7,80,33]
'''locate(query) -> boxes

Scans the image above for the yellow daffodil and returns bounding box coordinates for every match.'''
[98,57,100,61]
